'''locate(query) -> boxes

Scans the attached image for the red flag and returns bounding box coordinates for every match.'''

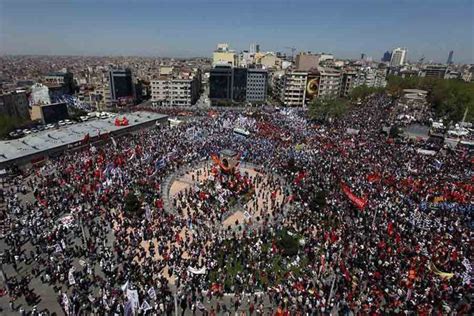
[320,254,326,273]
[210,283,222,294]
[155,199,163,209]
[340,181,367,210]
[293,282,304,292]
[199,191,207,200]
[271,191,277,200]
[293,171,306,185]
[271,239,278,254]
[387,222,394,236]
[340,261,351,282]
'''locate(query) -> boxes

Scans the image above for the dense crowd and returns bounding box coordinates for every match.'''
[1,94,472,315]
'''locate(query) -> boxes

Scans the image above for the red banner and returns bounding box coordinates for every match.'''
[367,172,382,183]
[340,182,367,210]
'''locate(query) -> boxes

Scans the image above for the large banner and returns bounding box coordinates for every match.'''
[305,73,319,104]
[341,182,367,210]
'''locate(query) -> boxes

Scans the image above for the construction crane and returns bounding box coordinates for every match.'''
[284,46,296,61]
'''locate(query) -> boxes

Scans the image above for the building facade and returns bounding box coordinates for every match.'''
[246,69,268,103]
[0,91,30,120]
[209,66,233,104]
[420,65,448,78]
[295,53,320,71]
[209,66,268,105]
[30,83,51,106]
[150,70,201,106]
[315,67,342,99]
[340,71,359,97]
[212,43,237,67]
[43,71,75,94]
[281,72,308,107]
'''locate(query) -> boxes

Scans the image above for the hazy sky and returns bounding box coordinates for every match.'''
[1,0,473,63]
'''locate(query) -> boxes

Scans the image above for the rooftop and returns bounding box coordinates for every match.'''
[0,111,167,166]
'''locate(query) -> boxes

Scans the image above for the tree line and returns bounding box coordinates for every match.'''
[309,76,474,123]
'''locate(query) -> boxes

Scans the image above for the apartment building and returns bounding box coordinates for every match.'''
[281,71,308,107]
[150,69,201,106]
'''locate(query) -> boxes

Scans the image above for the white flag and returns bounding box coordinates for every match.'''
[121,280,129,292]
[111,137,117,148]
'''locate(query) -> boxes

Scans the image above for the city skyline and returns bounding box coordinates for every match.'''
[0,0,473,64]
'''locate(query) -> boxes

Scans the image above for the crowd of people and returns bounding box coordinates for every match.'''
[0,94,472,315]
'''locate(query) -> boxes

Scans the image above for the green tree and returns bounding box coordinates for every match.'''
[350,85,384,100]
[386,76,474,122]
[0,114,28,139]
[124,192,143,217]
[308,97,350,121]
[276,229,300,257]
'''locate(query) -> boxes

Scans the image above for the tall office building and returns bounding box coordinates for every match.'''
[390,48,407,67]
[109,69,135,104]
[381,51,392,62]
[249,43,258,54]
[446,50,454,65]
[209,66,233,103]
[209,66,267,105]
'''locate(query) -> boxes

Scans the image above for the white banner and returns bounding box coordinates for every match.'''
[126,289,139,311]
[147,287,156,300]
[187,266,206,275]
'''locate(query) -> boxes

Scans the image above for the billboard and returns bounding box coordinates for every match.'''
[41,102,69,124]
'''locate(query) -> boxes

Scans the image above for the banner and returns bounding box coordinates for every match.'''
[62,293,70,315]
[147,287,156,300]
[187,266,206,275]
[127,289,140,311]
[340,182,367,210]
[429,262,454,279]
[68,267,76,285]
